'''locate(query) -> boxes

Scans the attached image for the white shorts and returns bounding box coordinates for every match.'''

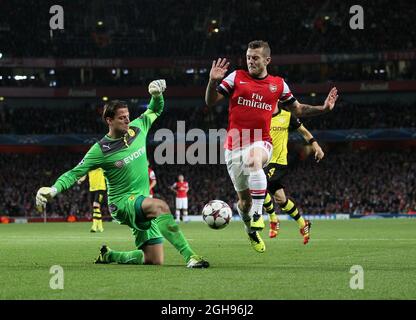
[176,197,188,210]
[224,141,273,192]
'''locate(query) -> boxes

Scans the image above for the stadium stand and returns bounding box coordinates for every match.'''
[1,148,415,218]
[1,101,416,135]
[0,0,415,58]
[0,0,415,221]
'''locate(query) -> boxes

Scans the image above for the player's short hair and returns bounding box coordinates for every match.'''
[247,40,271,57]
[102,100,128,124]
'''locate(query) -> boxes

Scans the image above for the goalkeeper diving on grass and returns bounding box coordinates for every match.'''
[36,80,209,268]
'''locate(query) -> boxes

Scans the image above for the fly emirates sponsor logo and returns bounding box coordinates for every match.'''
[237,93,273,111]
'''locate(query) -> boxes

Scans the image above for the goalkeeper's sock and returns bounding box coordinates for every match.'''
[263,192,276,216]
[156,213,195,263]
[108,250,144,264]
[280,199,305,228]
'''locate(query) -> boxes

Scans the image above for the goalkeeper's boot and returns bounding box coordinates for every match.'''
[269,215,280,238]
[250,212,265,231]
[187,255,210,268]
[94,245,111,264]
[248,231,266,253]
[300,220,312,245]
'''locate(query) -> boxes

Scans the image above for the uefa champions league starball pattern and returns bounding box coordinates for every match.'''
[202,200,232,229]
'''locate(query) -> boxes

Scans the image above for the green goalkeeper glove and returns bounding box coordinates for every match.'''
[148,79,166,97]
[36,186,58,210]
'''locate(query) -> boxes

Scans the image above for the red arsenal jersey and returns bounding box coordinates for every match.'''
[173,181,188,198]
[217,70,296,150]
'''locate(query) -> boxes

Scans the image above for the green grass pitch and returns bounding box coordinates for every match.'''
[1,219,415,299]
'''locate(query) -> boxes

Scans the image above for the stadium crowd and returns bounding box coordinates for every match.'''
[1,0,414,58]
[1,149,415,218]
[1,62,415,89]
[1,101,415,135]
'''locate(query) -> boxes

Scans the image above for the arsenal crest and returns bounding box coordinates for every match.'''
[269,84,277,93]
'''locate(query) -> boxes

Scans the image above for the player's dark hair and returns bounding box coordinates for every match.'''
[247,40,271,57]
[102,100,128,124]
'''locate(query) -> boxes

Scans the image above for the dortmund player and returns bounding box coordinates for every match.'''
[78,168,106,233]
[251,107,324,244]
[36,80,209,268]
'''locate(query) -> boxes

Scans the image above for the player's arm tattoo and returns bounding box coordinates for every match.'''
[205,79,224,107]
[286,101,327,117]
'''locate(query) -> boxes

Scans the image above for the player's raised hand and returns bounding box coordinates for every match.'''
[148,79,166,97]
[35,186,57,210]
[209,58,230,81]
[323,87,338,112]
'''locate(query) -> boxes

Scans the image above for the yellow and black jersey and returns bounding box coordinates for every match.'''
[269,108,302,165]
[88,168,106,192]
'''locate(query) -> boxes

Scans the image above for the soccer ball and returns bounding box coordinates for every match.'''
[202,200,232,229]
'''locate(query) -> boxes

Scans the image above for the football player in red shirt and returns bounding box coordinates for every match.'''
[170,174,190,223]
[205,40,338,253]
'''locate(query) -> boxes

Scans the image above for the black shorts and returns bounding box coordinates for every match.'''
[264,163,288,195]
[92,190,106,205]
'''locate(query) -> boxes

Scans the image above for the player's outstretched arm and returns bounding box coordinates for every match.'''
[297,125,324,162]
[286,87,338,117]
[36,145,102,210]
[205,58,229,107]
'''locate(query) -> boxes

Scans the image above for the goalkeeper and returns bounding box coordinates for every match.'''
[36,80,209,268]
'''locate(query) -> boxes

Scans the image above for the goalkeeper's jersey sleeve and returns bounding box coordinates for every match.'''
[129,95,164,131]
[53,143,104,193]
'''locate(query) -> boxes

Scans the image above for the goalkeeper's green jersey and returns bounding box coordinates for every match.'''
[52,96,163,206]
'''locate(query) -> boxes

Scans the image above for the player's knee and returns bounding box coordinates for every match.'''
[158,201,171,215]
[246,156,262,170]
[274,194,286,205]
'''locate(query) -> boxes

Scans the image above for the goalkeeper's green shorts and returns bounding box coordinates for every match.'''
[108,194,163,249]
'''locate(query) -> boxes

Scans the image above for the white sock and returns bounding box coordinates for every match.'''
[175,210,180,221]
[237,204,252,233]
[248,169,267,219]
